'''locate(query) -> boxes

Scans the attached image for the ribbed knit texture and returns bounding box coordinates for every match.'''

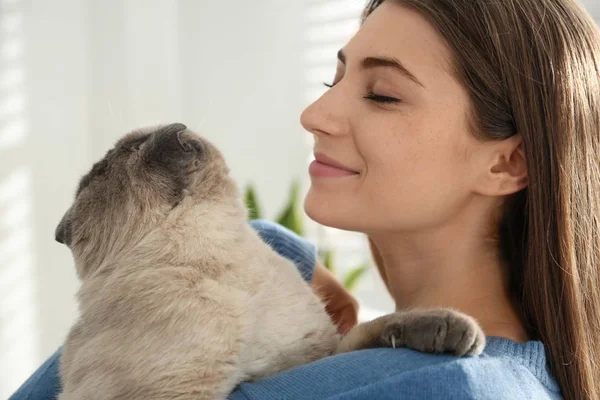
[233,337,562,399]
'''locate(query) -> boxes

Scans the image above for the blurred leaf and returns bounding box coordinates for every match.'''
[247,180,371,289]
[275,180,304,236]
[244,180,369,290]
[343,263,369,291]
[276,206,292,230]
[322,249,336,275]
[244,184,262,220]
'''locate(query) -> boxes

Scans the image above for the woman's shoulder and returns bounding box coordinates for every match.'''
[231,337,562,400]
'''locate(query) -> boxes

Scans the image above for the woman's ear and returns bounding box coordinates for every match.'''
[475,134,528,196]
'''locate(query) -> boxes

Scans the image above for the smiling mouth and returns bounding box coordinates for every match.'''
[309,153,359,178]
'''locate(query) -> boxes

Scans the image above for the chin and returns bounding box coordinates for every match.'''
[304,186,362,232]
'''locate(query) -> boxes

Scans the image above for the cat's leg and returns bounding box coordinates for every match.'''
[335,308,485,356]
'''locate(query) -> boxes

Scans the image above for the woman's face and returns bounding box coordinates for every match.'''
[302,2,486,233]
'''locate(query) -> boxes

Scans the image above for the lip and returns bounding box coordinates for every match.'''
[309,153,359,178]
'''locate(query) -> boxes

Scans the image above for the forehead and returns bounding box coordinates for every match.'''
[76,153,111,196]
[347,2,455,88]
[75,132,150,197]
[116,130,152,148]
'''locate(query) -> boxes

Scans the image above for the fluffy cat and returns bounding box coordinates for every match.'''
[55,123,485,399]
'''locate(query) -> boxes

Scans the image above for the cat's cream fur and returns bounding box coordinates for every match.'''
[56,124,485,400]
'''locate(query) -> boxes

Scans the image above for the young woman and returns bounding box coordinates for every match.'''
[12,0,600,398]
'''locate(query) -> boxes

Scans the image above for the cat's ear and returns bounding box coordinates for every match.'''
[55,208,73,246]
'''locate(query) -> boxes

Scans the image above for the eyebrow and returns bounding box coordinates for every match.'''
[337,49,425,88]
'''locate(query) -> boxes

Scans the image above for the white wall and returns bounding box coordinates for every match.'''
[178,0,310,217]
[0,1,316,396]
[1,0,599,397]
[1,0,89,396]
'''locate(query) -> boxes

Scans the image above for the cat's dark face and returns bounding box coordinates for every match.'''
[55,123,233,276]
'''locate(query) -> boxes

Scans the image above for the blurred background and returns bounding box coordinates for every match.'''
[1,0,599,397]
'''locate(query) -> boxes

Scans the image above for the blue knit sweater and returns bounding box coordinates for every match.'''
[10,220,562,400]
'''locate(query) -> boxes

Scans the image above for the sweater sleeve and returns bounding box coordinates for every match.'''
[249,219,317,283]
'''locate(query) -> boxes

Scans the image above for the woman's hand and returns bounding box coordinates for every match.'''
[311,261,360,335]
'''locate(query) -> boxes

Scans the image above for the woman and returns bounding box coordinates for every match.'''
[12,0,600,398]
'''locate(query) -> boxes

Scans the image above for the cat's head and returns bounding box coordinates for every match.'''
[55,123,239,278]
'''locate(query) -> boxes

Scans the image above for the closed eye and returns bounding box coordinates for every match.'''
[323,83,401,104]
[363,92,401,104]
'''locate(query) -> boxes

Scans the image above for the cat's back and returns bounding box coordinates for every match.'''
[61,261,250,399]
[69,260,232,332]
[228,232,339,379]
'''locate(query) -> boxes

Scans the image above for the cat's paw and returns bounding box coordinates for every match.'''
[380,308,485,356]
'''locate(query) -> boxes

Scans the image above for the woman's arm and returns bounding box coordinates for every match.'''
[311,260,359,335]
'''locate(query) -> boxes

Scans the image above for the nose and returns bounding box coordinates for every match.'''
[154,123,188,149]
[161,122,187,134]
[150,123,192,153]
[300,87,351,138]
[146,123,204,171]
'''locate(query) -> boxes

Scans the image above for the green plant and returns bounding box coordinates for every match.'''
[320,248,369,292]
[244,184,262,220]
[244,181,369,292]
[275,180,304,236]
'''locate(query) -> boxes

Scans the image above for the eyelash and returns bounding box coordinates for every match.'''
[323,82,401,104]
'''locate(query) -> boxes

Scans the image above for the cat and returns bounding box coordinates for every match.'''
[55,123,485,399]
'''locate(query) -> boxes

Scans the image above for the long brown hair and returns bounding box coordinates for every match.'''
[363,1,600,399]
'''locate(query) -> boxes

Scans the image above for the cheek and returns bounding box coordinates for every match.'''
[304,108,475,232]
[304,176,364,230]
[357,117,474,227]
